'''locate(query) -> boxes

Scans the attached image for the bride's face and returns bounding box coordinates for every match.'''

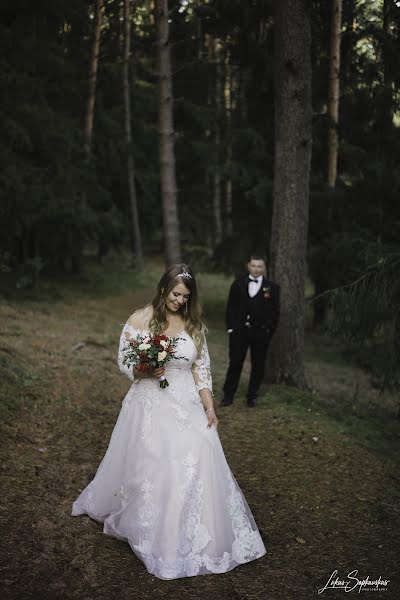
[165,282,191,314]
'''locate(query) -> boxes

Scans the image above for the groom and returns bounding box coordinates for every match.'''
[221,254,280,407]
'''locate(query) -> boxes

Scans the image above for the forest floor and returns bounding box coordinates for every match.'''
[1,255,399,600]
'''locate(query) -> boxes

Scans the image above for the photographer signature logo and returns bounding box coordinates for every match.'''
[318,569,390,593]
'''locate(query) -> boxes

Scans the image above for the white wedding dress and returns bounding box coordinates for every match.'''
[71,319,266,580]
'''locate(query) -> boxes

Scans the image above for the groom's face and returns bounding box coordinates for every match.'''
[247,259,265,278]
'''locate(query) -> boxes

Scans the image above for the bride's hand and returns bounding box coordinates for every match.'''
[206,409,219,429]
[153,366,165,378]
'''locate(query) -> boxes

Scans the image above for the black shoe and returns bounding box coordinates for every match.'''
[221,396,233,407]
[247,398,257,407]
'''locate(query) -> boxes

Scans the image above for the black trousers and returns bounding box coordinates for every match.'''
[223,326,272,401]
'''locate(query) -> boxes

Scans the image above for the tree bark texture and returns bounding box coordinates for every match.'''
[327,0,342,189]
[84,0,103,155]
[268,0,312,388]
[123,0,143,268]
[156,0,181,266]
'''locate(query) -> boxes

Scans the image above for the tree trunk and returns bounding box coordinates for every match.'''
[84,0,103,155]
[268,0,312,388]
[313,0,342,329]
[207,35,223,247]
[156,0,181,266]
[213,152,223,246]
[224,47,233,238]
[382,0,393,135]
[123,0,143,268]
[327,0,342,191]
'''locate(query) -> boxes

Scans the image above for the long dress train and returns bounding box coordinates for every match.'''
[71,320,266,580]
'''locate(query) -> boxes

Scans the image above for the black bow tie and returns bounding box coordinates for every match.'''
[249,277,260,283]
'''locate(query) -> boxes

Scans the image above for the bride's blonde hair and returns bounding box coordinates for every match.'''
[148,264,206,352]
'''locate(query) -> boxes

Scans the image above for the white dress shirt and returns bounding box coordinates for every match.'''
[248,276,262,298]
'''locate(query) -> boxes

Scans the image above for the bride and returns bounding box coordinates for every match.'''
[71,263,266,579]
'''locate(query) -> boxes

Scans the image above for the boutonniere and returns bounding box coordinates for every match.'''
[263,286,271,299]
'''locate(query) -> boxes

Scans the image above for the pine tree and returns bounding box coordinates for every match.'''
[268,0,312,388]
[84,0,103,155]
[123,0,143,268]
[156,0,181,266]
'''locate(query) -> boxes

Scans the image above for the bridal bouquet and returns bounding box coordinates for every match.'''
[122,332,186,388]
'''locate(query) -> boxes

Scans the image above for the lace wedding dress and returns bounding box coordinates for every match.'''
[71,319,266,580]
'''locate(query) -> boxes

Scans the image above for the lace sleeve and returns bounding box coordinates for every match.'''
[117,320,138,382]
[191,333,213,396]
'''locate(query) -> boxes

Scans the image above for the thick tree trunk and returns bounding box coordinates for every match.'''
[84,0,103,155]
[123,0,143,268]
[327,0,342,190]
[156,0,181,266]
[268,0,312,388]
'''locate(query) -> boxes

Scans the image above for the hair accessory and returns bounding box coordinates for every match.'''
[179,269,192,279]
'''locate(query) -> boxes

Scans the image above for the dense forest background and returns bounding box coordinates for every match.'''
[1,4,400,596]
[1,0,400,388]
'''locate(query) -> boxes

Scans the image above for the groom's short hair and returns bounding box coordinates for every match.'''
[248,253,266,263]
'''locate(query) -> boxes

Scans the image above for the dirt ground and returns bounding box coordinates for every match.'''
[1,288,399,600]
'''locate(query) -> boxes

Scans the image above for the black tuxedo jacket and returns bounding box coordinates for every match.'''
[226,274,280,334]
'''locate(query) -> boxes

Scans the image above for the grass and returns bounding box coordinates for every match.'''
[0,344,50,423]
[257,384,400,460]
[0,249,161,304]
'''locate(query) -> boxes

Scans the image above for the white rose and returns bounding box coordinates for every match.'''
[157,350,167,362]
[138,343,151,351]
[160,340,168,348]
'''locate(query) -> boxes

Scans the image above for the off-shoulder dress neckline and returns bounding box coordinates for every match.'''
[125,325,188,338]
